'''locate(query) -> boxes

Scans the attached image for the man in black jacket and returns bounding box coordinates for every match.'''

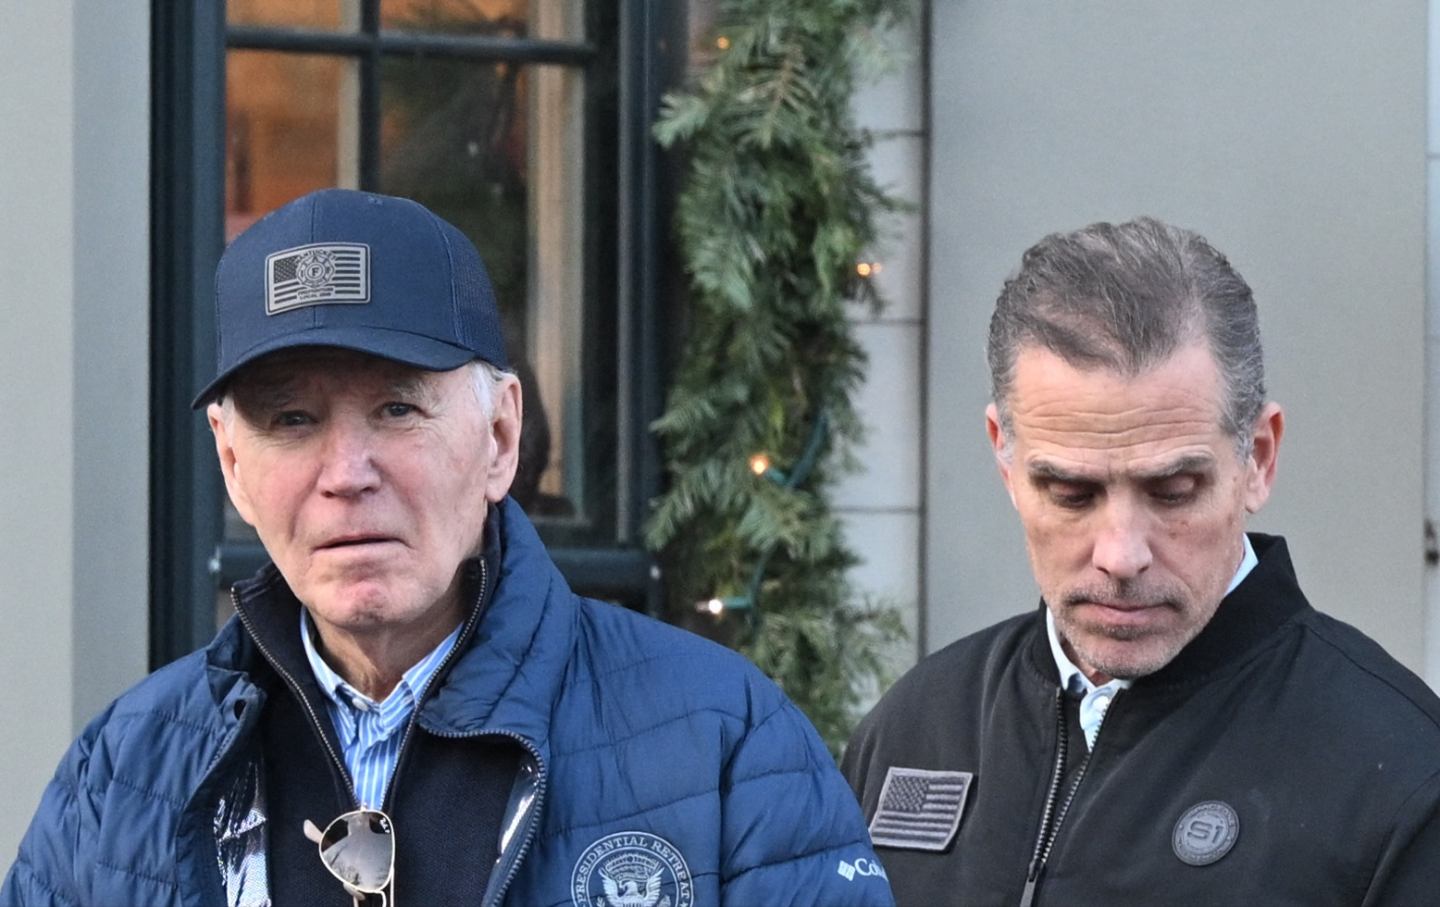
[843,217,1440,906]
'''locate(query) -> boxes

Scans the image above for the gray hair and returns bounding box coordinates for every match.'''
[987,217,1265,453]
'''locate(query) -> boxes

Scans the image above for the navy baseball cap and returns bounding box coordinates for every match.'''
[192,188,509,408]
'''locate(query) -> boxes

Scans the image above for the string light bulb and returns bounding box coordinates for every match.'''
[695,595,753,615]
[748,453,771,476]
[716,35,731,50]
[855,261,882,278]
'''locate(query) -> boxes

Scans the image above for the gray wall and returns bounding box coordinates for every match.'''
[0,0,150,861]
[926,2,1428,672]
[840,4,928,679]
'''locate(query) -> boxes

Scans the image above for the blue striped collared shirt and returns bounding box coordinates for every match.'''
[300,608,463,809]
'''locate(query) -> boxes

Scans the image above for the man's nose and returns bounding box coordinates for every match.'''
[1091,501,1152,580]
[317,421,381,497]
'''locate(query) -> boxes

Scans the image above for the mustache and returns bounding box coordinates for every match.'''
[1060,582,1184,609]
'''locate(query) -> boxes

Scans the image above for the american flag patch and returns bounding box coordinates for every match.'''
[265,242,370,314]
[868,767,972,852]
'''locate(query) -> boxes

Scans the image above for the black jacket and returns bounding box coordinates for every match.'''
[842,534,1440,906]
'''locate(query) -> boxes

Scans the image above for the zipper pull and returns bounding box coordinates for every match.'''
[1019,857,1042,907]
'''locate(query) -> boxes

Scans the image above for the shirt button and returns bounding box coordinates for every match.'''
[351,696,370,711]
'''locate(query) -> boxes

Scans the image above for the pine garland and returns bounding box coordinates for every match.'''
[648,0,908,753]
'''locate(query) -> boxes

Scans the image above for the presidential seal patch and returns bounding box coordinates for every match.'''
[1172,800,1240,866]
[571,831,694,907]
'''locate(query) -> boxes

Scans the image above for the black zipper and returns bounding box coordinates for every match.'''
[375,557,550,906]
[371,559,551,906]
[1019,686,1109,907]
[232,585,359,812]
[469,730,547,907]
[381,558,490,811]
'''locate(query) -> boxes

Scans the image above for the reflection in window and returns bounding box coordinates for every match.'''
[226,50,358,241]
[379,57,586,520]
[228,0,353,31]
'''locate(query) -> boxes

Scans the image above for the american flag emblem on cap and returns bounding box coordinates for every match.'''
[265,242,370,314]
[868,767,972,852]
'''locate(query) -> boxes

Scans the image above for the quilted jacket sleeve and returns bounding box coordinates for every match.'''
[0,713,106,907]
[718,685,895,907]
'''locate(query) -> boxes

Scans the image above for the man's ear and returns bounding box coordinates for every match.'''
[985,402,1018,508]
[207,402,258,528]
[483,376,524,503]
[1243,402,1284,514]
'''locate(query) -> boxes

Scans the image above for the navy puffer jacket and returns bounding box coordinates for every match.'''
[3,499,894,906]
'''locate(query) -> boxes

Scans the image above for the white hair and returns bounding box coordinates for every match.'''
[466,358,510,419]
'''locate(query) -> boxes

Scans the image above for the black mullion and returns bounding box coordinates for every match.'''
[616,0,668,616]
[151,0,227,667]
[226,26,371,54]
[226,25,594,66]
[359,0,381,190]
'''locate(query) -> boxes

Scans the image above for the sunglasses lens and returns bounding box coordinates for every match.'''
[318,810,394,892]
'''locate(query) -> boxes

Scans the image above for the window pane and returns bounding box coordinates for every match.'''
[379,58,605,536]
[228,0,360,31]
[226,51,361,241]
[381,0,584,41]
[224,49,363,545]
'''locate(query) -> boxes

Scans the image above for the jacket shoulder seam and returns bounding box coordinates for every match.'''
[1297,620,1440,731]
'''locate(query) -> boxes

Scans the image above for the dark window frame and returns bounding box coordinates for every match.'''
[150,0,676,668]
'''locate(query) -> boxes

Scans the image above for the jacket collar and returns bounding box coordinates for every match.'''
[215,498,574,757]
[418,498,578,753]
[1027,533,1311,690]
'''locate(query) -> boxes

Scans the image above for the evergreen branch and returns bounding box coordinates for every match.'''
[647,0,911,752]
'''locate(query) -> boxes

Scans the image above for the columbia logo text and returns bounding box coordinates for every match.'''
[836,858,889,882]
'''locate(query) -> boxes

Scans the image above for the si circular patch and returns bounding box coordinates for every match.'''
[1172,800,1240,866]
[571,830,694,907]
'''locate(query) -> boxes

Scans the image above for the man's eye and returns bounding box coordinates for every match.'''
[382,402,418,418]
[272,411,313,428]
[1150,478,1200,506]
[1046,483,1094,509]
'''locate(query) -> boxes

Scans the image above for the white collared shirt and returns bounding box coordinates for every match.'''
[1047,534,1259,749]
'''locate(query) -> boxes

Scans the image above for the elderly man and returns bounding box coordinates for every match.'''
[3,189,894,907]
[842,218,1440,905]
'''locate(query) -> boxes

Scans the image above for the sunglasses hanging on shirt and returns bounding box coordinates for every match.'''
[303,809,396,907]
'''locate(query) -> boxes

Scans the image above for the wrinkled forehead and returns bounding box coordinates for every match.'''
[1006,343,1230,440]
[227,346,442,407]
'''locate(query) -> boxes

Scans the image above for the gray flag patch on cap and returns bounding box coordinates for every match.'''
[266,242,370,314]
[868,767,973,852]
